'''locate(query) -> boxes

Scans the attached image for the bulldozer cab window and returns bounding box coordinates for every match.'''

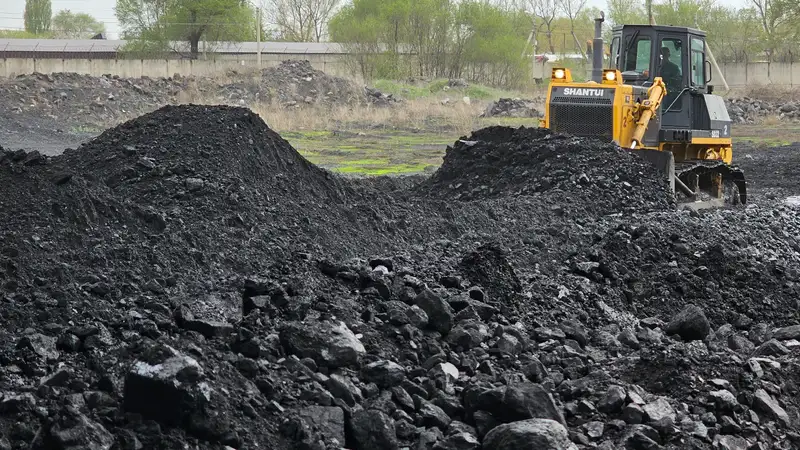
[660,38,684,111]
[691,38,705,86]
[609,37,620,69]
[624,37,651,75]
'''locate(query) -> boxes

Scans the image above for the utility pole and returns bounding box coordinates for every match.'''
[647,0,655,26]
[256,7,262,68]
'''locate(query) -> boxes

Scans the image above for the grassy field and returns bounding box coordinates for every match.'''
[278,119,794,177]
[735,123,800,147]
[280,116,542,176]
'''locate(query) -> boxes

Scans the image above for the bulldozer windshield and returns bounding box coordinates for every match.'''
[623,35,652,76]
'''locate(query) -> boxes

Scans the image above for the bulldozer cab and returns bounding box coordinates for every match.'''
[609,25,713,131]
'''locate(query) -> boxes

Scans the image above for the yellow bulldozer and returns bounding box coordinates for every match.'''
[539,14,746,208]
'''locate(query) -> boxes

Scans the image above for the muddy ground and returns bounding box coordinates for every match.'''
[0,69,800,450]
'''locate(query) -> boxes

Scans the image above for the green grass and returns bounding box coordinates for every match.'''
[733,124,800,147]
[283,128,452,176]
[372,80,432,99]
[337,162,433,176]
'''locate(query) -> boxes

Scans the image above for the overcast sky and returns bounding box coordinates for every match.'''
[0,0,752,40]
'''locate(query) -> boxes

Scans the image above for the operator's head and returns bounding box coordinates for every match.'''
[661,47,671,59]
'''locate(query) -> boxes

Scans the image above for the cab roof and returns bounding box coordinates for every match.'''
[611,24,707,37]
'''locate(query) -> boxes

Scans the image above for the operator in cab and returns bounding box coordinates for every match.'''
[660,46,682,108]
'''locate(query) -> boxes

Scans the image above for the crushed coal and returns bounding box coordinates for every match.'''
[481,98,543,118]
[417,126,674,215]
[1,104,800,450]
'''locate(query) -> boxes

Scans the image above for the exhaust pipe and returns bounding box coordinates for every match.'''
[592,12,605,83]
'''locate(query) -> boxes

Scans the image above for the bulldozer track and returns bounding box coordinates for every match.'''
[675,160,748,205]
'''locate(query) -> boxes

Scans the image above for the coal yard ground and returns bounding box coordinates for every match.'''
[1,68,800,450]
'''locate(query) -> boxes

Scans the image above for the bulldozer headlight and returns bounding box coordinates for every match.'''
[551,68,572,82]
[602,69,621,85]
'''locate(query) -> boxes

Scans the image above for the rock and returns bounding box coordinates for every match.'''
[709,390,738,412]
[713,435,749,450]
[559,320,588,348]
[123,347,206,426]
[482,419,574,450]
[501,382,566,425]
[432,432,480,450]
[618,329,640,349]
[41,368,72,387]
[296,406,345,446]
[362,360,406,388]
[622,404,645,424]
[752,389,790,427]
[727,334,755,353]
[348,409,399,450]
[48,408,114,450]
[618,424,661,449]
[280,321,365,369]
[719,415,741,434]
[534,327,566,342]
[436,362,459,381]
[414,288,454,334]
[326,374,361,407]
[747,358,764,377]
[752,339,790,357]
[597,385,626,413]
[773,325,800,340]
[391,386,415,412]
[584,421,604,440]
[522,358,548,383]
[640,317,665,329]
[664,304,710,341]
[17,333,59,360]
[1,387,36,412]
[643,397,675,424]
[496,332,523,355]
[419,400,452,430]
[448,320,490,349]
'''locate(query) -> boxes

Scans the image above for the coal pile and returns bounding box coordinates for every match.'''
[2,105,800,450]
[481,98,542,118]
[417,126,674,215]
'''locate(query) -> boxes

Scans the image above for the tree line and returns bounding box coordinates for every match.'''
[17,0,105,39]
[8,0,800,87]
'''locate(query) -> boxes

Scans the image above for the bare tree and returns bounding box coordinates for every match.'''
[525,0,558,53]
[749,0,794,60]
[267,0,342,42]
[558,0,588,60]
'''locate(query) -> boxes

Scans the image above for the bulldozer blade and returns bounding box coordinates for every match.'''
[625,148,675,194]
[625,149,747,208]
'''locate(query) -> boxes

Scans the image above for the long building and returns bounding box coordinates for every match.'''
[0,39,350,60]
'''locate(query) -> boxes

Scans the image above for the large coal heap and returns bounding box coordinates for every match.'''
[418,126,674,215]
[61,104,351,205]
